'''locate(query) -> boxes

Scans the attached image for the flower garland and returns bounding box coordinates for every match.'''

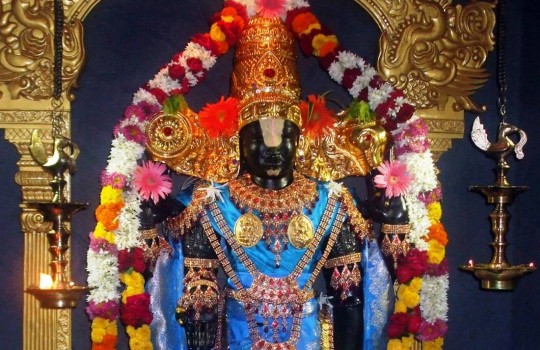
[87,1,448,349]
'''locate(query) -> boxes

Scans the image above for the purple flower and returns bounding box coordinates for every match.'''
[114,123,146,145]
[137,101,161,121]
[124,104,146,122]
[100,171,127,189]
[86,300,119,321]
[417,319,448,341]
[426,258,449,277]
[89,232,118,254]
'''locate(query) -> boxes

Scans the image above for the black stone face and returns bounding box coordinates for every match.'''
[239,119,300,190]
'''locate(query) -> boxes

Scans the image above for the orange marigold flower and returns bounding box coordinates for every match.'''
[221,6,238,18]
[291,12,319,35]
[428,222,449,246]
[213,40,229,55]
[95,202,123,231]
[199,96,240,138]
[312,34,338,57]
[318,38,339,57]
[300,95,336,138]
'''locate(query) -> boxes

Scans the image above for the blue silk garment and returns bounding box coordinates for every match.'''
[147,180,392,350]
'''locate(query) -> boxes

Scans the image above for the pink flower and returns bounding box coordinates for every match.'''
[255,0,286,18]
[133,161,172,204]
[100,171,127,189]
[123,105,146,122]
[86,300,119,321]
[373,160,412,197]
[136,101,160,120]
[114,123,146,145]
[417,320,448,341]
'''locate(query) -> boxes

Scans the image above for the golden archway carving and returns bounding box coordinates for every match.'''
[0,0,495,348]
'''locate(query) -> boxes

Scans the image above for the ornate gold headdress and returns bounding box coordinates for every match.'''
[231,15,302,130]
[145,15,387,183]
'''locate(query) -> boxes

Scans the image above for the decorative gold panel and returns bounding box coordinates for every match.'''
[0,0,495,349]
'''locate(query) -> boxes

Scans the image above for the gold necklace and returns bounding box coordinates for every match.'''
[230,173,318,266]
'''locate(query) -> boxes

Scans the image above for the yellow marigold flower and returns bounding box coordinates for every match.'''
[210,23,226,42]
[398,285,420,308]
[401,336,415,348]
[312,34,338,56]
[100,186,123,205]
[127,325,153,350]
[428,239,446,264]
[91,318,116,343]
[120,271,145,302]
[409,277,423,293]
[387,338,404,350]
[423,337,444,350]
[93,222,115,244]
[394,300,407,313]
[301,22,321,35]
[427,202,442,224]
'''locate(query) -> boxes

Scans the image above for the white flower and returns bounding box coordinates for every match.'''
[420,275,449,322]
[328,60,344,83]
[367,83,393,110]
[337,51,360,69]
[286,0,309,11]
[235,0,256,17]
[184,42,217,70]
[132,88,159,106]
[107,135,145,176]
[149,68,181,93]
[87,251,120,303]
[197,182,227,203]
[115,190,143,250]
[325,181,344,197]
[404,195,431,246]
[399,152,438,195]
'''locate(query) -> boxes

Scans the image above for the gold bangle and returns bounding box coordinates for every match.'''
[139,227,158,239]
[185,279,218,292]
[324,252,361,269]
[184,257,219,269]
[381,223,411,234]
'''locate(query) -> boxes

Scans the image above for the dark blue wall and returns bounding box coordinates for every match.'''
[1,0,539,349]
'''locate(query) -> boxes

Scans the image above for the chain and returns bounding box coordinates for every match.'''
[495,0,507,123]
[51,0,65,137]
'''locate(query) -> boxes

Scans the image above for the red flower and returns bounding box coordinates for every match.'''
[217,21,243,46]
[397,249,428,284]
[396,103,415,123]
[300,94,336,138]
[168,64,186,80]
[191,33,219,55]
[118,248,146,274]
[148,88,168,104]
[120,293,153,327]
[285,7,311,32]
[387,312,408,338]
[186,57,203,74]
[341,68,361,90]
[408,307,423,333]
[198,96,240,138]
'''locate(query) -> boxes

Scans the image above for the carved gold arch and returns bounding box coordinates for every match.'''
[0,0,495,348]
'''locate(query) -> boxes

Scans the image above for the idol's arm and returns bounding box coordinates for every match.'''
[177,224,220,350]
[364,170,410,278]
[323,225,363,350]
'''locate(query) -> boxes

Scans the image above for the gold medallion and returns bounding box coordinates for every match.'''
[234,213,264,247]
[287,214,314,249]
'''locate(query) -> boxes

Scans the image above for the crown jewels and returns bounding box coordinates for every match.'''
[231,15,302,130]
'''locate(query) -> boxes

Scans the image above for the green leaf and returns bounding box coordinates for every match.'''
[163,95,188,114]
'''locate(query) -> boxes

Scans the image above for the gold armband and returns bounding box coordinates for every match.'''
[381,223,411,234]
[184,257,219,269]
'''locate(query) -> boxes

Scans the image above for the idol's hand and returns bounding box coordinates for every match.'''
[177,306,218,350]
[364,171,409,224]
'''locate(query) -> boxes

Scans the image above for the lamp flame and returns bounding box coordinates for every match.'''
[39,273,53,289]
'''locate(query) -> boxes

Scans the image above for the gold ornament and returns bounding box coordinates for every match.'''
[234,213,264,247]
[287,214,315,249]
[231,15,302,130]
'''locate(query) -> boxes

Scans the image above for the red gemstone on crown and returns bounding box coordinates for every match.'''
[264,68,276,78]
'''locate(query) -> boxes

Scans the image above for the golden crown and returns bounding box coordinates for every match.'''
[231,16,302,130]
